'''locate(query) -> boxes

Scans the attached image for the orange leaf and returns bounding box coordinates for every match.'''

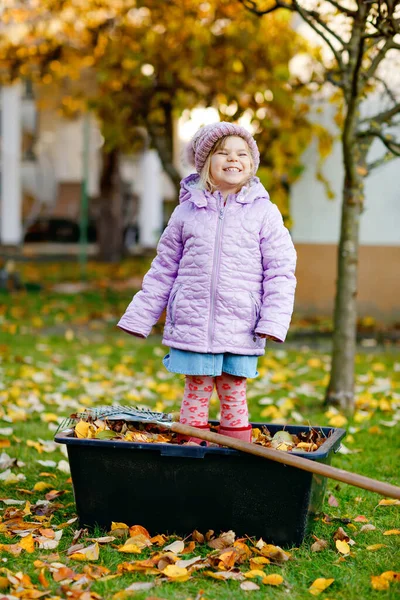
[378,499,400,506]
[371,575,390,590]
[129,524,150,539]
[383,529,400,535]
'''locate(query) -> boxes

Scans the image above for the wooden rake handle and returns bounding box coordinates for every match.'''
[171,423,400,500]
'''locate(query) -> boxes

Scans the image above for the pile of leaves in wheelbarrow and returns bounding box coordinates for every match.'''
[70,417,329,452]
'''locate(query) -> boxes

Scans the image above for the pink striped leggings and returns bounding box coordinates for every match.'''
[179,373,248,428]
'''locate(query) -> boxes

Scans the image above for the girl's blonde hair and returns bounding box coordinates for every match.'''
[198,135,255,193]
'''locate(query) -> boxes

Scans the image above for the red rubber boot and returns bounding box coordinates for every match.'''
[218,424,253,443]
[176,424,211,445]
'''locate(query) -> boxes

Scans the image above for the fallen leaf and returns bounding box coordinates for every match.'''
[259,544,290,562]
[162,564,190,582]
[129,524,151,539]
[175,556,203,569]
[359,524,376,533]
[118,538,143,554]
[262,574,284,586]
[336,539,350,555]
[205,570,244,581]
[377,499,400,506]
[383,529,400,535]
[163,540,185,554]
[309,577,335,596]
[380,571,400,582]
[33,482,53,492]
[18,533,35,553]
[311,537,328,552]
[208,530,236,549]
[333,527,350,542]
[69,542,100,561]
[249,556,270,569]
[371,574,390,590]
[125,581,155,591]
[244,569,266,579]
[328,494,339,507]
[192,530,204,543]
[366,544,387,551]
[240,581,260,591]
[111,521,129,530]
[354,515,369,522]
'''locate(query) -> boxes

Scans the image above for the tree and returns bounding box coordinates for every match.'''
[0,0,320,259]
[240,0,400,413]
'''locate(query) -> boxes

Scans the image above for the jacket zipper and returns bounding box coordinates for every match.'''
[208,195,228,350]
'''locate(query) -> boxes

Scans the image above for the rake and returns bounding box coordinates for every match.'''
[57,405,400,500]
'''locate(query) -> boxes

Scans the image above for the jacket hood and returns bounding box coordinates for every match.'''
[179,173,270,208]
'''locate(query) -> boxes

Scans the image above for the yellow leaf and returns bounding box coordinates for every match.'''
[26,440,43,453]
[244,569,266,578]
[162,565,190,581]
[378,499,400,506]
[383,529,400,535]
[33,482,53,492]
[111,522,129,530]
[367,544,387,551]
[249,556,270,569]
[40,413,59,423]
[75,421,94,439]
[262,574,283,586]
[328,415,347,428]
[335,539,350,555]
[18,533,35,553]
[309,577,335,595]
[69,542,99,561]
[118,538,143,554]
[371,575,390,591]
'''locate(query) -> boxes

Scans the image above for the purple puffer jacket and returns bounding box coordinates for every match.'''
[118,174,296,355]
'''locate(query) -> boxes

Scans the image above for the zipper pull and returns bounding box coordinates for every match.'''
[219,208,224,219]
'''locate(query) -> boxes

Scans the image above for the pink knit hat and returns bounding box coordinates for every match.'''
[186,121,260,173]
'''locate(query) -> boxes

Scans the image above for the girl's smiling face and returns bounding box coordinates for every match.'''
[209,136,253,196]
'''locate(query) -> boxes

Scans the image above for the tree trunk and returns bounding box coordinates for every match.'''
[326,156,363,412]
[147,102,182,196]
[96,147,124,262]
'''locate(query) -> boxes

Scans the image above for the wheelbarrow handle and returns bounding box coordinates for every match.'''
[171,423,400,500]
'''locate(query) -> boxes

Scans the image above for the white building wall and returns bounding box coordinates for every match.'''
[291,103,400,246]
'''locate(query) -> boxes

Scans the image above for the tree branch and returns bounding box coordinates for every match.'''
[357,128,400,154]
[360,102,400,125]
[237,0,285,16]
[291,0,346,68]
[367,150,400,171]
[373,75,398,105]
[325,0,358,17]
[363,38,396,81]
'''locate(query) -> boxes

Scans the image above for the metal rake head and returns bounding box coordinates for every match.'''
[56,405,174,433]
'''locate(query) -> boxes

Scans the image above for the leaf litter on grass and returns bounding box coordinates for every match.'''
[1,297,399,598]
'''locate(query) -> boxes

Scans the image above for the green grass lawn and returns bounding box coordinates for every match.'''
[0,286,399,600]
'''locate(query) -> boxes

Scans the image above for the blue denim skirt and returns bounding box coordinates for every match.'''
[163,348,259,378]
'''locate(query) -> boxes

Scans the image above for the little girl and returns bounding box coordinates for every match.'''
[118,122,296,443]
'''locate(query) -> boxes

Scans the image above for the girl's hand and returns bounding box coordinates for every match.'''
[257,334,279,341]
